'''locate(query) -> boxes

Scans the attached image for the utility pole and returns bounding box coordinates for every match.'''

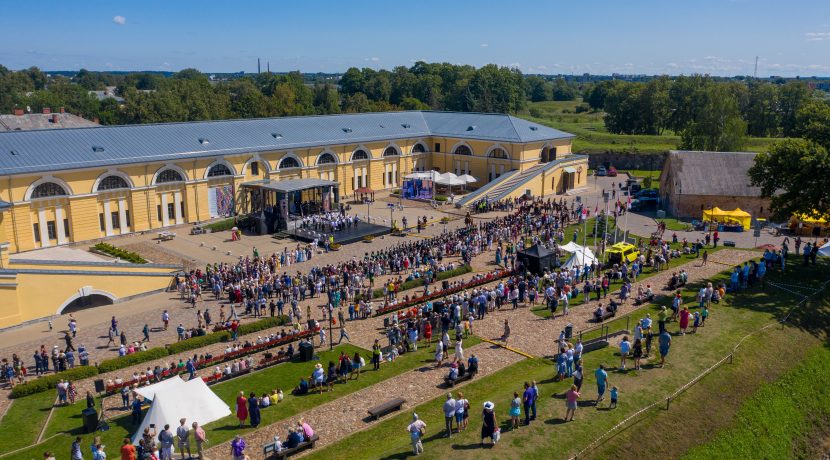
[257,58,261,74]
[602,191,610,263]
[754,56,759,79]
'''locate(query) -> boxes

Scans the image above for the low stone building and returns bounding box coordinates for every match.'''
[659,150,771,220]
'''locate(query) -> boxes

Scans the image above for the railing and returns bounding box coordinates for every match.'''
[455,169,520,207]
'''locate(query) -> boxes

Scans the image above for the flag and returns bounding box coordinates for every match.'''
[627,194,632,210]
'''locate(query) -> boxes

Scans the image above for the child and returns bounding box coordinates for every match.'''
[692,311,701,333]
[609,386,619,409]
[701,306,709,326]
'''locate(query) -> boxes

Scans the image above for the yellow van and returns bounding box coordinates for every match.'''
[606,242,639,265]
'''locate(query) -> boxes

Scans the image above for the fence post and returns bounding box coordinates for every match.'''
[626,316,630,332]
[729,353,733,364]
[666,396,671,410]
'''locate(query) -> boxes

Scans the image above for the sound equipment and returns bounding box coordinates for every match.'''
[442,280,449,290]
[93,379,105,393]
[264,352,273,360]
[82,407,98,433]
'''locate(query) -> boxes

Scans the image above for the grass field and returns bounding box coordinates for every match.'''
[2,335,480,459]
[309,258,830,460]
[520,100,781,154]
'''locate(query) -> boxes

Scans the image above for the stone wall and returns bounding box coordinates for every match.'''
[662,193,772,220]
[588,152,667,171]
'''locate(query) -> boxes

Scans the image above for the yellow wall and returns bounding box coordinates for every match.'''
[0,260,178,328]
[0,135,573,253]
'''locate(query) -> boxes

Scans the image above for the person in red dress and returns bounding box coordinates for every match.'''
[236,391,248,427]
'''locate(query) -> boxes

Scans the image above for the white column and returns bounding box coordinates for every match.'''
[118,198,129,234]
[55,205,67,244]
[392,163,398,187]
[103,201,114,236]
[174,191,184,224]
[353,169,358,191]
[161,194,170,227]
[37,208,50,247]
[464,161,469,175]
[362,167,367,188]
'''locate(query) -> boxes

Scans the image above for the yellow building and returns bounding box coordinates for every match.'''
[0,111,587,254]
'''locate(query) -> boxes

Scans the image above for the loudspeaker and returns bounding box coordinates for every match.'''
[93,379,105,393]
[442,280,449,290]
[81,407,98,433]
[307,320,316,330]
[299,341,314,362]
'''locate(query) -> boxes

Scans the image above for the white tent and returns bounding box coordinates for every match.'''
[131,377,231,445]
[459,174,478,184]
[819,241,830,257]
[404,171,441,180]
[563,249,597,269]
[435,172,467,186]
[559,242,585,254]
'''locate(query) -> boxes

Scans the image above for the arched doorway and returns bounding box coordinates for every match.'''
[60,293,115,314]
[541,146,558,163]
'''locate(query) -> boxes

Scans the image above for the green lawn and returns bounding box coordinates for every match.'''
[4,335,480,459]
[310,259,830,460]
[520,101,779,154]
[0,390,55,453]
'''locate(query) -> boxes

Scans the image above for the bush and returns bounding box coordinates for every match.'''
[166,331,230,355]
[97,346,170,373]
[237,316,287,335]
[436,264,473,280]
[529,107,543,118]
[92,242,147,264]
[366,265,472,299]
[11,366,99,398]
[434,195,448,202]
[203,217,239,232]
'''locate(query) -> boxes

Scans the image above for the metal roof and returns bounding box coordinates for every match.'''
[0,111,573,176]
[242,178,338,193]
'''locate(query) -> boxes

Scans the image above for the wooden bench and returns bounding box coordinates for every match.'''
[263,434,319,459]
[592,310,616,323]
[367,397,406,420]
[444,369,477,388]
[581,339,609,354]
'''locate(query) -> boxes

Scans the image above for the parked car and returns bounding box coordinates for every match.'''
[596,166,607,176]
[608,166,618,177]
[636,188,659,201]
[606,242,640,265]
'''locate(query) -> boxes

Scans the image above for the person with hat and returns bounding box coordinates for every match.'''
[481,401,498,446]
[442,393,457,437]
[406,413,426,455]
[312,363,325,394]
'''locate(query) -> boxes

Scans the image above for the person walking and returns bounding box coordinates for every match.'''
[192,421,206,460]
[406,413,426,455]
[595,364,609,404]
[176,418,191,460]
[162,310,170,331]
[565,384,581,421]
[456,391,469,431]
[372,339,382,370]
[142,324,150,342]
[236,391,248,427]
[338,324,351,344]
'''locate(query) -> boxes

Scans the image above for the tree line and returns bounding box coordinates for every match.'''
[0,63,587,125]
[585,75,813,151]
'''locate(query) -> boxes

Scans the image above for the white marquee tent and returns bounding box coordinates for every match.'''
[131,376,230,445]
[563,249,598,269]
[819,241,830,257]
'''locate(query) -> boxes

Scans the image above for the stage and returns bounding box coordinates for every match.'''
[290,222,392,245]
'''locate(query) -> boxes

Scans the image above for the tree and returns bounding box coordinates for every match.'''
[779,81,810,137]
[744,82,780,137]
[551,78,577,101]
[748,138,830,221]
[339,68,364,96]
[794,100,830,151]
[679,85,746,152]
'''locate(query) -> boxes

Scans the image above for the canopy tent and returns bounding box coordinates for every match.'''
[404,171,441,180]
[459,174,478,184]
[562,248,598,269]
[131,377,230,445]
[559,241,585,254]
[517,244,558,274]
[434,172,467,186]
[819,241,830,257]
[702,207,751,230]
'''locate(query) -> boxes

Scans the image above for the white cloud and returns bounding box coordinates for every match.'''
[112,15,126,25]
[370,57,380,62]
[666,62,679,68]
[536,65,548,70]
[480,43,488,48]
[805,32,830,41]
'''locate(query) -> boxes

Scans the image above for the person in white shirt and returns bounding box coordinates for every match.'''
[176,418,191,459]
[442,394,457,437]
[406,413,426,455]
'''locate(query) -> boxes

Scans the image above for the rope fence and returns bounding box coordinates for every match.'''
[570,275,830,460]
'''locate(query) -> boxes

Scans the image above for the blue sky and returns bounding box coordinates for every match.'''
[2,0,829,77]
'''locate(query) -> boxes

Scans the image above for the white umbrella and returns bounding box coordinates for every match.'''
[819,241,830,257]
[460,174,478,184]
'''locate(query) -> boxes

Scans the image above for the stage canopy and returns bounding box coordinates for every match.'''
[703,207,751,230]
[517,243,557,274]
[435,172,467,186]
[132,377,230,445]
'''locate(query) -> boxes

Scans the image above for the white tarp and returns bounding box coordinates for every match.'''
[132,377,231,445]
[435,172,467,186]
[563,249,597,269]
[819,241,830,257]
[560,242,587,254]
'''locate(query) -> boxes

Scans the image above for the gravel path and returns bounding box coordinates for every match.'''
[202,342,523,459]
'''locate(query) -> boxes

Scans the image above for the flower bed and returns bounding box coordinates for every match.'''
[374,268,514,317]
[92,242,147,264]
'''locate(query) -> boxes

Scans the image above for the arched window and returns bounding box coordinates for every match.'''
[97,175,130,191]
[453,145,473,156]
[352,149,369,161]
[488,148,509,159]
[279,156,300,169]
[207,164,232,177]
[32,182,67,198]
[412,143,426,154]
[383,146,399,157]
[156,169,184,184]
[317,153,336,165]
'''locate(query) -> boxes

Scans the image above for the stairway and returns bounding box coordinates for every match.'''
[456,164,547,208]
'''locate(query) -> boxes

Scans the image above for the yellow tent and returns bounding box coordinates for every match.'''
[702,207,726,222]
[702,207,751,231]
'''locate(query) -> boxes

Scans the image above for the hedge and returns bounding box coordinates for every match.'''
[97,346,171,374]
[92,242,147,264]
[10,365,99,398]
[434,195,448,202]
[165,331,230,355]
[237,316,287,335]
[362,265,473,300]
[203,217,236,232]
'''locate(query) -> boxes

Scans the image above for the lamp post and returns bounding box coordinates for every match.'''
[602,191,610,263]
[707,203,713,247]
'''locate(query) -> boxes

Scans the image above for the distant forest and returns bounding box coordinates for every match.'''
[0,63,826,152]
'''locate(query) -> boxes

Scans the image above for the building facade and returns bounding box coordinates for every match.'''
[0,111,584,254]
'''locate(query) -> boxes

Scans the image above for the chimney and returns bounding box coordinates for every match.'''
[51,114,59,123]
[42,107,51,114]
[13,108,24,116]
[59,107,65,114]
